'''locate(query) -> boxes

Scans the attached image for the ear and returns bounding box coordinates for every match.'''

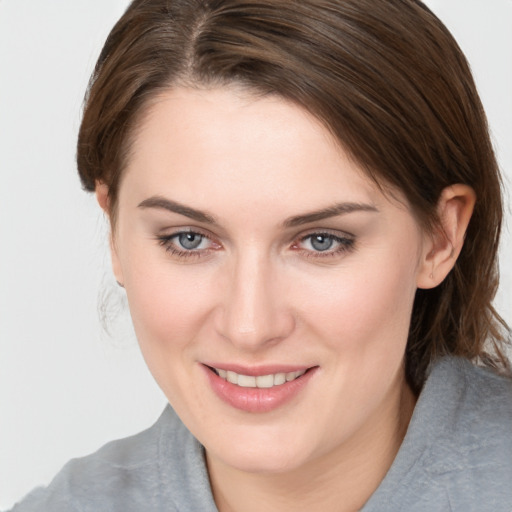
[95,182,125,287]
[95,181,110,213]
[417,184,476,289]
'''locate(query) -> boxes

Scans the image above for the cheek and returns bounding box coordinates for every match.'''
[294,251,419,357]
[120,248,217,369]
[286,254,419,439]
[122,260,220,414]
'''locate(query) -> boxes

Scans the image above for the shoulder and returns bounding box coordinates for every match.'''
[420,357,512,509]
[427,356,512,442]
[364,357,512,512]
[8,406,216,512]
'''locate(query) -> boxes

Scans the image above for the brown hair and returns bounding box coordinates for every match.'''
[77,0,510,391]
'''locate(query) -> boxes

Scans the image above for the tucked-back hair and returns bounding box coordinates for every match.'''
[77,0,510,391]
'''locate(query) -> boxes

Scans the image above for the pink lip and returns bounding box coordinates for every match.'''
[201,364,318,413]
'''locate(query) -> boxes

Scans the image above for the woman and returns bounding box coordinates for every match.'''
[10,0,511,510]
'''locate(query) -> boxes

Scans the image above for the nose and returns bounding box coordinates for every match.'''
[214,250,295,351]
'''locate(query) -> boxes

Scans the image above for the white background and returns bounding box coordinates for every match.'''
[0,1,511,508]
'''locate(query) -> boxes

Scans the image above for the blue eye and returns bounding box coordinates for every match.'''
[177,232,205,250]
[297,232,354,256]
[157,230,216,259]
[309,234,335,252]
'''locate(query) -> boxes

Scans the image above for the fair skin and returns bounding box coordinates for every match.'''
[97,87,475,512]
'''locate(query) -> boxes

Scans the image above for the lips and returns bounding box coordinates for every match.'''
[202,364,317,413]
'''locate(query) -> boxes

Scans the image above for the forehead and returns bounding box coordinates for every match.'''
[121,86,407,219]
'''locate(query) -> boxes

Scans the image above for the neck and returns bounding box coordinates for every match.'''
[207,378,417,512]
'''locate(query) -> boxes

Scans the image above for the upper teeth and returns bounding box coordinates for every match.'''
[215,368,306,388]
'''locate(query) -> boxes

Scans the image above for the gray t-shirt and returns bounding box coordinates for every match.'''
[8,357,512,511]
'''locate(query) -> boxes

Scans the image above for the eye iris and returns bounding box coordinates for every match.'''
[178,233,203,250]
[311,235,334,251]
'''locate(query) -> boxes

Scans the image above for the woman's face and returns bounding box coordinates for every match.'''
[109,87,431,474]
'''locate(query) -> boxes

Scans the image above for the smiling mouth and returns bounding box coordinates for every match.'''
[208,366,309,389]
[204,364,318,412]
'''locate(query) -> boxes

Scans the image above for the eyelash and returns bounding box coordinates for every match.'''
[156,229,217,260]
[156,230,355,260]
[293,231,355,258]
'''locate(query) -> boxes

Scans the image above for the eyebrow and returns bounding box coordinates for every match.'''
[138,196,216,224]
[283,202,378,227]
[137,195,378,227]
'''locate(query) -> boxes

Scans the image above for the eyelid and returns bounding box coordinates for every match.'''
[156,227,222,257]
[154,226,355,261]
[294,227,355,242]
[156,226,219,245]
[156,224,212,237]
[291,228,356,257]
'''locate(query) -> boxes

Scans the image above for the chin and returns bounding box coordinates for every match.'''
[204,425,316,474]
[215,449,308,475]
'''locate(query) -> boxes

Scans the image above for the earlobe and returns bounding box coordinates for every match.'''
[94,181,125,287]
[110,239,125,290]
[417,184,476,289]
[95,181,110,213]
